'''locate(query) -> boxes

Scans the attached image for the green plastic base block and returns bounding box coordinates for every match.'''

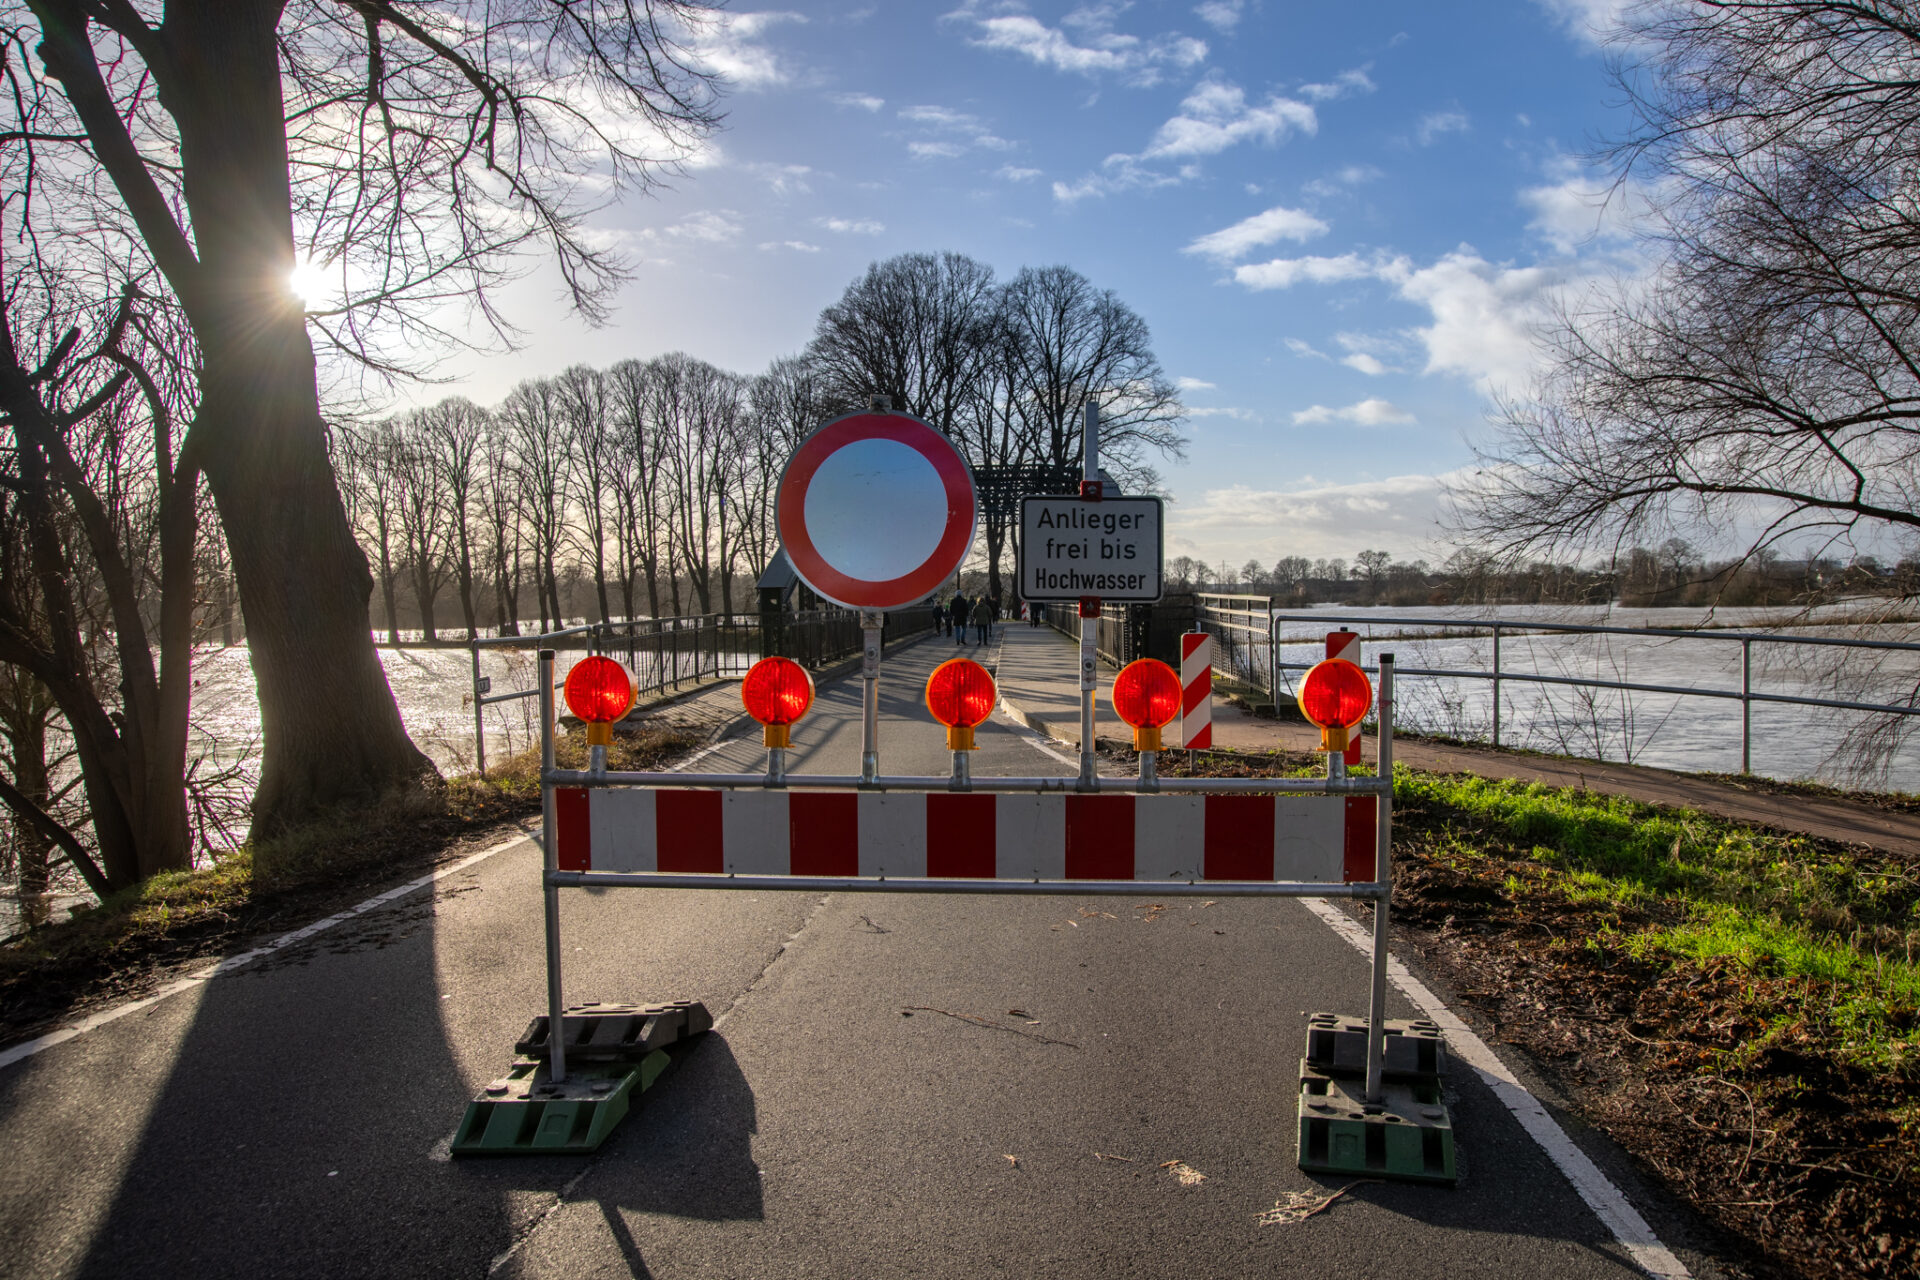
[451,1050,669,1157]
[1297,1063,1456,1185]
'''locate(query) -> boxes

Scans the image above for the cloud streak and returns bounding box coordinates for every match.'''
[1184,204,1330,262]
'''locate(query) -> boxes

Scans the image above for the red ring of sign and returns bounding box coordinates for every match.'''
[776,412,977,610]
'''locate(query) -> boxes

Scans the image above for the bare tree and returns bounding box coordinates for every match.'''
[418,398,488,639]
[556,366,618,622]
[7,0,722,834]
[1460,2,1920,565]
[336,422,404,644]
[498,378,572,631]
[476,417,527,635]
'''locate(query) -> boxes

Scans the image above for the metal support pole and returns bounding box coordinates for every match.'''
[765,745,787,787]
[1741,639,1752,775]
[1139,748,1158,792]
[949,749,972,792]
[1364,654,1396,1106]
[538,650,568,1085]
[1079,617,1098,789]
[860,611,883,784]
[470,640,488,779]
[1491,624,1502,749]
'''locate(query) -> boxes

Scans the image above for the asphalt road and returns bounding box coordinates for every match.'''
[0,633,1717,1279]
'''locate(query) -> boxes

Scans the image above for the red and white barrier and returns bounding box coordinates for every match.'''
[1327,630,1363,766]
[1180,632,1212,749]
[554,788,1377,884]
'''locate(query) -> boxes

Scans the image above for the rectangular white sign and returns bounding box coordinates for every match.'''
[1017,495,1164,602]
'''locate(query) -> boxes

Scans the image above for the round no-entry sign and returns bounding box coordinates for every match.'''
[776,411,977,610]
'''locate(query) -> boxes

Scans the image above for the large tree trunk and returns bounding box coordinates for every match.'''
[167,5,433,833]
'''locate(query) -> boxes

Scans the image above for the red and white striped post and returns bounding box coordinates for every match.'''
[1181,632,1212,751]
[1327,629,1362,766]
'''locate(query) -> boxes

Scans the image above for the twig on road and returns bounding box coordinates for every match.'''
[900,1005,1081,1048]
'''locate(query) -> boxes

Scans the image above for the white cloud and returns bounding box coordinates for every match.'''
[639,210,743,246]
[1233,251,1405,290]
[1532,0,1637,47]
[1167,473,1456,561]
[899,104,1016,159]
[1145,77,1316,157]
[1284,337,1330,360]
[830,92,885,111]
[1193,1,1244,32]
[1176,376,1217,391]
[1292,398,1416,426]
[1183,204,1330,262]
[759,240,822,252]
[1395,251,1566,393]
[815,216,886,235]
[1300,67,1376,102]
[1341,353,1388,375]
[1186,406,1259,421]
[1052,152,1192,204]
[949,1,1209,87]
[1520,159,1661,253]
[742,162,813,197]
[689,11,807,89]
[997,165,1043,181]
[1415,110,1470,144]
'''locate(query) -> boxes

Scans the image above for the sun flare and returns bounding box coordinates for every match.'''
[286,259,327,309]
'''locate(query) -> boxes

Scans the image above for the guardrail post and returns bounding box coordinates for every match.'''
[1741,638,1752,774]
[860,611,883,784]
[538,649,568,1084]
[1491,624,1503,749]
[1365,653,1395,1106]
[471,639,487,780]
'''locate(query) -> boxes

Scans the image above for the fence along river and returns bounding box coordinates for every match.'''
[1197,600,1920,788]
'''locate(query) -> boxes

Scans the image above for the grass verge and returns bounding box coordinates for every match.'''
[1166,746,1918,1280]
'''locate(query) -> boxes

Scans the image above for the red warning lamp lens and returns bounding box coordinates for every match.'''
[1298,659,1372,730]
[564,655,635,724]
[1111,659,1182,730]
[741,656,815,726]
[925,658,996,729]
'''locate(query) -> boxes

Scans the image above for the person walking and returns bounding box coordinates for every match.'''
[951,593,969,644]
[971,595,992,646]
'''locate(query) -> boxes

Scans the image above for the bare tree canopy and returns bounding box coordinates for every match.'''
[3,0,723,839]
[1458,1,1920,563]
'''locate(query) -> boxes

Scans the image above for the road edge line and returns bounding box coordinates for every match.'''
[1301,899,1691,1280]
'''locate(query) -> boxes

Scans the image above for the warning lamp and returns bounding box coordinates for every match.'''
[1111,659,1181,751]
[925,658,996,750]
[564,655,635,747]
[741,656,815,748]
[1298,658,1372,753]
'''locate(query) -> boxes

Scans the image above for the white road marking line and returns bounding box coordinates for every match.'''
[1001,723,1689,1280]
[994,697,1081,768]
[0,831,532,1074]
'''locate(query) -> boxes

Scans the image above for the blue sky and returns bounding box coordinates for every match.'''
[407,0,1641,570]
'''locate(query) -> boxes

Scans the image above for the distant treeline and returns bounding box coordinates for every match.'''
[1169,540,1914,609]
[337,252,1187,639]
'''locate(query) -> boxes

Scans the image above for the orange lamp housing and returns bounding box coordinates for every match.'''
[564,655,636,747]
[925,658,996,751]
[741,656,815,748]
[1111,658,1182,751]
[1297,658,1373,753]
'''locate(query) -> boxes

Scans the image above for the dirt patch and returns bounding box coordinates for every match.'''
[1137,744,1918,1280]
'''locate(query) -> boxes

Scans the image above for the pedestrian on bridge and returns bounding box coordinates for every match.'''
[972,596,993,645]
[951,594,969,645]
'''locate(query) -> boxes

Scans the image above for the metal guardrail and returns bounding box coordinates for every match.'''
[1191,599,1920,775]
[467,607,938,777]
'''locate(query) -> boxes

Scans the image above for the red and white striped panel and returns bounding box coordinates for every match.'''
[1180,632,1212,749]
[1327,630,1363,766]
[553,789,1377,884]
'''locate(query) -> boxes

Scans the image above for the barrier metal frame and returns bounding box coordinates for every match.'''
[530,641,1402,1105]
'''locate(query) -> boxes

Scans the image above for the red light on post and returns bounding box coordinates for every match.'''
[564,655,635,747]
[1111,659,1181,751]
[1298,659,1372,753]
[926,658,996,751]
[741,656,815,748]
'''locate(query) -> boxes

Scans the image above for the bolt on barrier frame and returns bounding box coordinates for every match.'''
[529,641,1402,1104]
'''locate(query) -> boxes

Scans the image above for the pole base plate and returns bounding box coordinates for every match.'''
[1297,1064,1456,1185]
[1304,1011,1446,1082]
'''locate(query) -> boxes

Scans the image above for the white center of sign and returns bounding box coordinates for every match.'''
[802,438,947,582]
